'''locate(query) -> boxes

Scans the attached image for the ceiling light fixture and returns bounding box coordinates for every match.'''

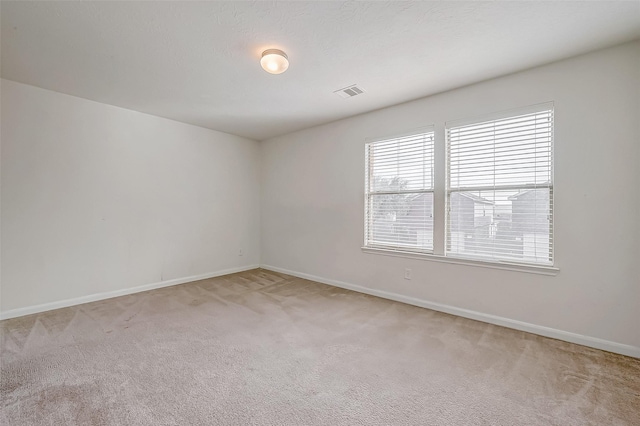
[260,49,289,75]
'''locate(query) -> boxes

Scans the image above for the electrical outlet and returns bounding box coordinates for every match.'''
[239,249,244,256]
[404,268,412,280]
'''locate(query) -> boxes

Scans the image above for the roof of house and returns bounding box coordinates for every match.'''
[457,192,494,205]
[507,187,550,201]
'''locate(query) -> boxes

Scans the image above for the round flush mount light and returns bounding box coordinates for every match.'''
[260,49,289,74]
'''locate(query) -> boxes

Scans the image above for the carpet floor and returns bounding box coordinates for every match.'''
[1,268,639,425]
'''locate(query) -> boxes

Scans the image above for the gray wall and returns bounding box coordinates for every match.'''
[1,79,262,314]
[260,41,640,353]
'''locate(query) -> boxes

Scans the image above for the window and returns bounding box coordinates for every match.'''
[365,129,435,252]
[363,103,555,270]
[446,105,553,265]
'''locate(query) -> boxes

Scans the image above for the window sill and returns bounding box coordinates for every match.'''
[361,246,559,276]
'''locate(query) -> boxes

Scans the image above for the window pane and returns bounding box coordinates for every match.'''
[446,106,554,266]
[448,111,552,189]
[369,134,434,192]
[365,129,434,252]
[367,192,434,250]
[447,188,552,264]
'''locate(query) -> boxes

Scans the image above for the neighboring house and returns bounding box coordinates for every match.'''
[508,189,551,234]
[370,192,434,249]
[406,193,434,248]
[371,192,493,250]
[508,188,552,261]
[372,189,551,262]
[448,192,494,253]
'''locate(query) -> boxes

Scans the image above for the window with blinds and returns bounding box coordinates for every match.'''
[446,104,554,265]
[365,130,435,252]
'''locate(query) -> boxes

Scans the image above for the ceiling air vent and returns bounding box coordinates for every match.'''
[334,84,365,99]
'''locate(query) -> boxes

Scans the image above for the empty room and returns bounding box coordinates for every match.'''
[1,1,639,425]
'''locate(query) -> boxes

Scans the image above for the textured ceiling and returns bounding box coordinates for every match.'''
[2,1,639,140]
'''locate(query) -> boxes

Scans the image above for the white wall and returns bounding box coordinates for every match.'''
[1,79,261,314]
[261,41,640,353]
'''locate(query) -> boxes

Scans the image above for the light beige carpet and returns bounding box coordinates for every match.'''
[1,269,638,425]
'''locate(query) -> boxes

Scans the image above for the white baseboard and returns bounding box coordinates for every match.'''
[260,264,640,359]
[0,264,260,320]
[4,262,637,358]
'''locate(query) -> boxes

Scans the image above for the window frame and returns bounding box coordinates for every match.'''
[361,103,558,275]
[445,103,554,266]
[364,127,436,254]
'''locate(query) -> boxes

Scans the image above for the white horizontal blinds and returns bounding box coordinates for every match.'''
[446,106,553,265]
[365,130,435,251]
